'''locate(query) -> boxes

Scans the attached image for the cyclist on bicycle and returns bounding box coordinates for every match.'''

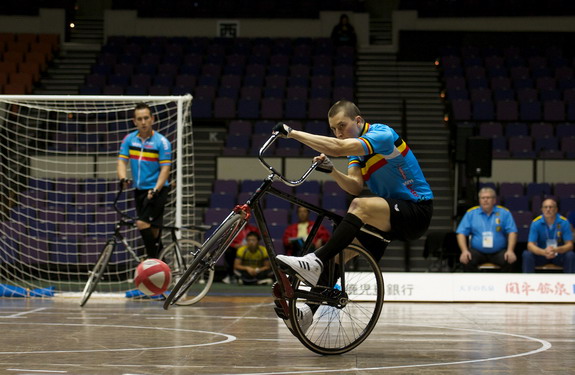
[117,103,172,259]
[273,100,434,329]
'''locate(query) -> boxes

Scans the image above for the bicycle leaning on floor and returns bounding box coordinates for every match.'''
[80,182,211,307]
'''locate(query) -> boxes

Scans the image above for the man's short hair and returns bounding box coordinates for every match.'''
[134,103,153,117]
[328,100,361,119]
[246,231,260,240]
[478,187,496,198]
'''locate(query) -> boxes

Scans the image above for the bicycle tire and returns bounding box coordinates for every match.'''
[159,239,214,306]
[163,212,246,309]
[80,240,114,307]
[289,244,385,355]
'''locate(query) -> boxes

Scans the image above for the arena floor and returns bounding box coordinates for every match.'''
[0,284,573,375]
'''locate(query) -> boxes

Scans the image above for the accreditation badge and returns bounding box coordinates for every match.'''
[482,231,494,248]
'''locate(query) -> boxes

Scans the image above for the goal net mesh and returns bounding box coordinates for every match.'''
[0,95,195,296]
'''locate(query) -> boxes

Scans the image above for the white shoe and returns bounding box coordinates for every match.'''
[222,275,232,284]
[296,304,313,334]
[276,253,323,286]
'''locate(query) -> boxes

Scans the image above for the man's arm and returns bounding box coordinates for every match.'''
[288,129,364,157]
[117,159,128,180]
[504,232,518,264]
[556,240,573,254]
[527,241,546,256]
[154,165,170,192]
[457,233,472,264]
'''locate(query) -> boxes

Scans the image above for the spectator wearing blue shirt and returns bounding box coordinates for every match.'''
[456,187,518,272]
[523,198,574,273]
[117,103,172,259]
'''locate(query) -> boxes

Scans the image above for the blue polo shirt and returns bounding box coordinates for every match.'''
[347,122,433,202]
[456,205,517,254]
[528,214,573,248]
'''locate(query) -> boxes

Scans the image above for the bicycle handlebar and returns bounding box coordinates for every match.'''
[258,132,320,186]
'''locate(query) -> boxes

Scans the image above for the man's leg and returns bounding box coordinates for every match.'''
[464,248,488,272]
[522,250,536,273]
[138,221,160,259]
[488,249,514,272]
[563,251,575,273]
[277,197,391,285]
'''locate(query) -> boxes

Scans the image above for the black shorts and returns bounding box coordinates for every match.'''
[134,187,169,226]
[385,198,433,242]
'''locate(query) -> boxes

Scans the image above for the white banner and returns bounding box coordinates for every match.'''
[347,273,575,303]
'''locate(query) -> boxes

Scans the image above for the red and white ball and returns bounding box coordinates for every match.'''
[134,259,171,296]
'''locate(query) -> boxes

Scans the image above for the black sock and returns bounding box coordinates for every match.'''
[315,213,363,263]
[140,228,159,259]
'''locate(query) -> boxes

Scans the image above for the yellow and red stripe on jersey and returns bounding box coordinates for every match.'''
[129,148,159,162]
[360,154,387,181]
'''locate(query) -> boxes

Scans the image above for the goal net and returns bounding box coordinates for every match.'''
[0,95,195,297]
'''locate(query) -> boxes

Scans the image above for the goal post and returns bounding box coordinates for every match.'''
[0,95,196,296]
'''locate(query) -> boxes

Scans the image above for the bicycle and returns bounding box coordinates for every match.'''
[163,132,387,355]
[80,182,212,307]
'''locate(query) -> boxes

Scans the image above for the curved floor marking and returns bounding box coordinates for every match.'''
[0,322,236,354]
[230,324,552,375]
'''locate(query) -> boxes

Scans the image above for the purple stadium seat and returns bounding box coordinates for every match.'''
[504,196,529,211]
[539,89,561,102]
[479,122,503,138]
[543,100,565,121]
[530,122,554,138]
[519,100,542,121]
[472,100,494,121]
[490,77,511,90]
[517,88,538,102]
[451,99,471,121]
[284,98,306,119]
[213,97,236,119]
[260,98,283,119]
[470,88,491,101]
[554,183,575,198]
[536,76,556,90]
[499,182,524,199]
[556,123,575,138]
[535,137,559,154]
[209,192,236,209]
[228,120,252,136]
[508,136,535,158]
[496,100,518,121]
[505,122,529,137]
[526,183,552,199]
[237,98,260,119]
[308,98,330,120]
[240,86,262,100]
[264,195,292,210]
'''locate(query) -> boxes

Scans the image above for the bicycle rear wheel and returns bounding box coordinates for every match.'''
[163,212,246,309]
[80,240,114,307]
[159,239,214,306]
[289,244,384,355]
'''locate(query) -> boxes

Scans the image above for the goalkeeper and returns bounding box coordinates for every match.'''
[117,103,172,259]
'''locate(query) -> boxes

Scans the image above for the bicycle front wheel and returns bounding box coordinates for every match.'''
[163,212,246,309]
[160,239,214,306]
[80,240,114,307]
[289,244,385,355]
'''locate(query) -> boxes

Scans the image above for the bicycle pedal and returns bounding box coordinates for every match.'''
[273,304,288,320]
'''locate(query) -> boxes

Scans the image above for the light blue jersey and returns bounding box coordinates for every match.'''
[118,130,171,190]
[348,123,433,202]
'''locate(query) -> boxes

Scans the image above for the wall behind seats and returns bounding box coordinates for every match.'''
[104,10,370,47]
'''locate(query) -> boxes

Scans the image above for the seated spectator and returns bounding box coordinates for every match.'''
[331,14,357,47]
[222,223,259,284]
[523,198,574,273]
[282,206,330,256]
[456,187,518,272]
[234,231,274,285]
